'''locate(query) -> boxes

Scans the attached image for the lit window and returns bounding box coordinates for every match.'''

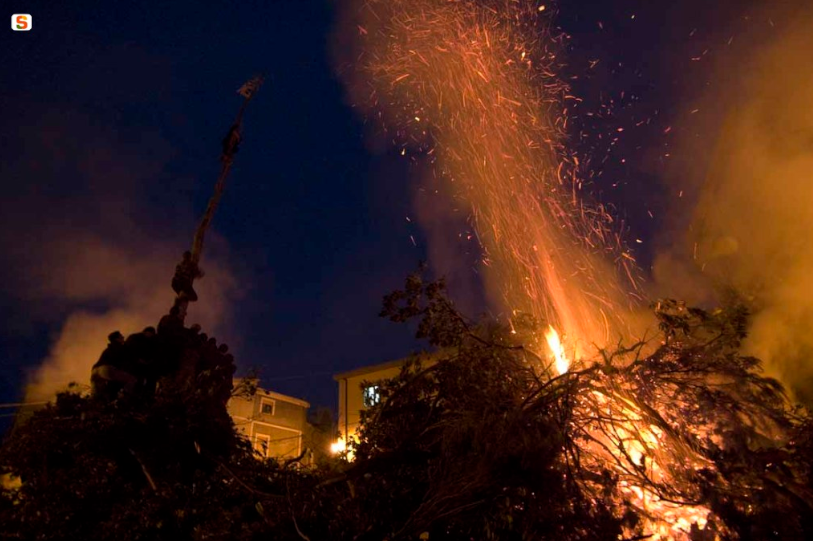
[363,385,380,407]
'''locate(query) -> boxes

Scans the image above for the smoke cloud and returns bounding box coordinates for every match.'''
[0,106,243,403]
[655,4,813,400]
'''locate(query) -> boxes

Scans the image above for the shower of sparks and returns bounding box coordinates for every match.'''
[346,0,644,363]
[341,0,711,537]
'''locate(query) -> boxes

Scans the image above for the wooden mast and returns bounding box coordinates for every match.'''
[173,75,264,320]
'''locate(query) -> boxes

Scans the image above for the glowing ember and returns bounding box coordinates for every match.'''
[574,382,712,539]
[544,325,569,374]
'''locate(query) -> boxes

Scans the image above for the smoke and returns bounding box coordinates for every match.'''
[0,106,243,403]
[20,235,239,403]
[654,3,813,399]
[411,172,488,318]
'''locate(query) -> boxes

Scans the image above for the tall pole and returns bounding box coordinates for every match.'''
[172,75,264,320]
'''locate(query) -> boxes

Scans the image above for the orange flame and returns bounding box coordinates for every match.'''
[545,325,569,375]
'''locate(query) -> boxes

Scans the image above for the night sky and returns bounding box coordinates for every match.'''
[0,0,783,430]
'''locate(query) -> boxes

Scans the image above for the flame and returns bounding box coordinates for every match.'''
[575,385,712,538]
[545,325,569,374]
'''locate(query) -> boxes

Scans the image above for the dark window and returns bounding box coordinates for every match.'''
[261,400,275,415]
[363,385,380,407]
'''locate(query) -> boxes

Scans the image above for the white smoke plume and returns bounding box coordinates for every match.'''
[655,3,813,400]
[0,106,244,403]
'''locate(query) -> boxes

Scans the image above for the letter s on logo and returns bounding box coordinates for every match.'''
[12,14,31,31]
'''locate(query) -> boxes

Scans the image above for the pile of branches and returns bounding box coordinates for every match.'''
[562,299,813,539]
[330,272,813,540]
[3,271,813,540]
[0,325,312,541]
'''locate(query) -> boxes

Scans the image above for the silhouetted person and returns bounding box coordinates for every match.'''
[158,306,184,336]
[158,307,186,376]
[126,327,159,395]
[172,251,203,302]
[91,331,138,402]
[126,327,157,360]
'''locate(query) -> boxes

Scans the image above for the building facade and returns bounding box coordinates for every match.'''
[227,382,311,462]
[334,352,455,454]
[334,358,407,451]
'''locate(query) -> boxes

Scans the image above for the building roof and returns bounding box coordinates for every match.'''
[333,350,452,381]
[333,357,411,381]
[260,389,310,409]
[232,378,311,408]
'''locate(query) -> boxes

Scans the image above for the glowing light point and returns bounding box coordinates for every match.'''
[330,438,346,454]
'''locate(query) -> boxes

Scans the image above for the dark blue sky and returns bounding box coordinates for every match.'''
[0,0,771,429]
